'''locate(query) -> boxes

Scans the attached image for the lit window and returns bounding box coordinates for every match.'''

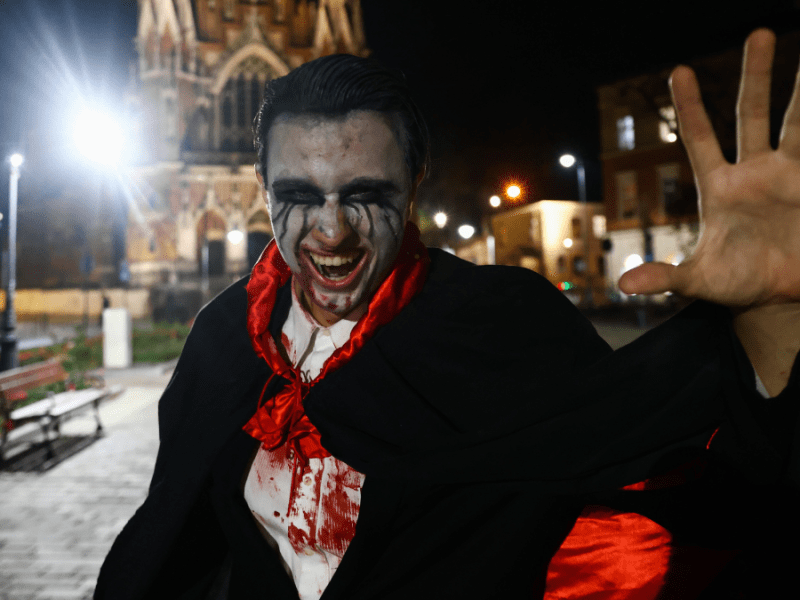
[615,171,638,220]
[659,106,677,143]
[657,163,681,215]
[208,0,216,9]
[616,115,635,150]
[571,217,582,240]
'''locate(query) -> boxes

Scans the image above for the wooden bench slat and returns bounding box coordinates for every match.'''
[49,390,108,418]
[9,399,55,421]
[0,360,69,403]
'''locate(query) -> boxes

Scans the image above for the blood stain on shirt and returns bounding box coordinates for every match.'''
[317,468,362,556]
[281,332,293,359]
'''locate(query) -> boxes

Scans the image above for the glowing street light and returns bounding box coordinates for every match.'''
[74,110,124,166]
[558,152,592,307]
[73,109,132,287]
[1,153,24,370]
[489,195,501,208]
[563,238,573,249]
[458,224,475,239]
[434,212,448,228]
[506,185,521,200]
[227,228,244,245]
[559,154,576,168]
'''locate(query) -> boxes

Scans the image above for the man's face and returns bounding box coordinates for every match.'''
[263,111,413,326]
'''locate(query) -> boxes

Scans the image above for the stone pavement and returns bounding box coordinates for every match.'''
[0,364,173,600]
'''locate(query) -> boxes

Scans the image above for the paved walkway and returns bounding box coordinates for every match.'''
[0,364,172,600]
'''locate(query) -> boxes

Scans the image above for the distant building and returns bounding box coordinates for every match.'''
[597,30,800,299]
[457,200,606,306]
[127,0,368,302]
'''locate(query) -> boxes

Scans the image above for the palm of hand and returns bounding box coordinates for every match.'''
[620,29,800,307]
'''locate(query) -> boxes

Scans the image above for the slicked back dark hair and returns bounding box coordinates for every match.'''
[253,54,429,184]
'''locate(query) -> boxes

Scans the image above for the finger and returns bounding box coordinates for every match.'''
[618,262,686,296]
[779,50,800,158]
[737,28,776,160]
[670,66,726,178]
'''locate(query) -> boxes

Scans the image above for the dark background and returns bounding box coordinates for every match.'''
[0,0,798,225]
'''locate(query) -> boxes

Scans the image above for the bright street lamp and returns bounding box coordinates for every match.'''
[1,153,24,370]
[434,212,447,228]
[558,154,586,203]
[506,185,521,200]
[227,229,244,245]
[558,153,592,307]
[489,195,501,208]
[458,224,475,239]
[74,110,124,166]
[559,154,576,168]
[73,109,130,286]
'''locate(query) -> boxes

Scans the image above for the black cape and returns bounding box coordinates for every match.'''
[94,249,799,600]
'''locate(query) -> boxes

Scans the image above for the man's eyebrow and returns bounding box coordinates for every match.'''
[271,179,323,195]
[339,178,401,196]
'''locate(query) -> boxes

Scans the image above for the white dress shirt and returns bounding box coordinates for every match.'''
[244,284,365,600]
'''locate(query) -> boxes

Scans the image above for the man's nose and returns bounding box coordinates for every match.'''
[313,196,352,246]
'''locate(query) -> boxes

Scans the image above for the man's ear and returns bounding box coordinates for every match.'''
[405,167,425,222]
[255,164,264,188]
[404,199,415,223]
[414,165,426,190]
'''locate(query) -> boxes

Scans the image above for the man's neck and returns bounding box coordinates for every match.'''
[293,278,367,327]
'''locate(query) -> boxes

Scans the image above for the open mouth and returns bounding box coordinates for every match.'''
[307,250,365,282]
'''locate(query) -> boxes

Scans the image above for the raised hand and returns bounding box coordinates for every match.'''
[619,29,800,307]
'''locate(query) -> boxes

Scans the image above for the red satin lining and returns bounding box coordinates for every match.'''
[243,222,430,462]
[545,507,672,600]
[546,453,717,599]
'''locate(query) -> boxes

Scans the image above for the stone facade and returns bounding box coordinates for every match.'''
[127,0,369,296]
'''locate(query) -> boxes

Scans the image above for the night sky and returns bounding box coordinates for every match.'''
[0,0,798,223]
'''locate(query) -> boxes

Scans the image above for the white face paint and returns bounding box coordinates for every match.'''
[264,111,414,326]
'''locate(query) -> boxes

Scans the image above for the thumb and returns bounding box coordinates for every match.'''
[618,262,683,295]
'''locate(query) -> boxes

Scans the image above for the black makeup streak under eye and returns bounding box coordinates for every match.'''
[363,205,374,238]
[276,202,293,249]
[273,201,291,235]
[378,204,404,242]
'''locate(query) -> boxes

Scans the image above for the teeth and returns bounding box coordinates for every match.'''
[310,252,358,267]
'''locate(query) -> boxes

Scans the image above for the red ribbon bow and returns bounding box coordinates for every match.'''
[243,222,430,463]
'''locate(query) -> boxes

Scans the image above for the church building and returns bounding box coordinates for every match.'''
[126,0,368,301]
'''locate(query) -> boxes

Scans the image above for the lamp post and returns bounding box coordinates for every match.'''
[73,110,127,287]
[558,153,593,307]
[1,153,24,370]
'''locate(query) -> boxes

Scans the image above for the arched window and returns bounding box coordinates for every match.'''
[236,74,247,128]
[197,211,227,276]
[215,58,273,152]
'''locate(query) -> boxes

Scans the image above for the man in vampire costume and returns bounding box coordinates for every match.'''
[96,29,800,600]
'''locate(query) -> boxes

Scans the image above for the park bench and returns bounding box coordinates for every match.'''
[0,358,123,466]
